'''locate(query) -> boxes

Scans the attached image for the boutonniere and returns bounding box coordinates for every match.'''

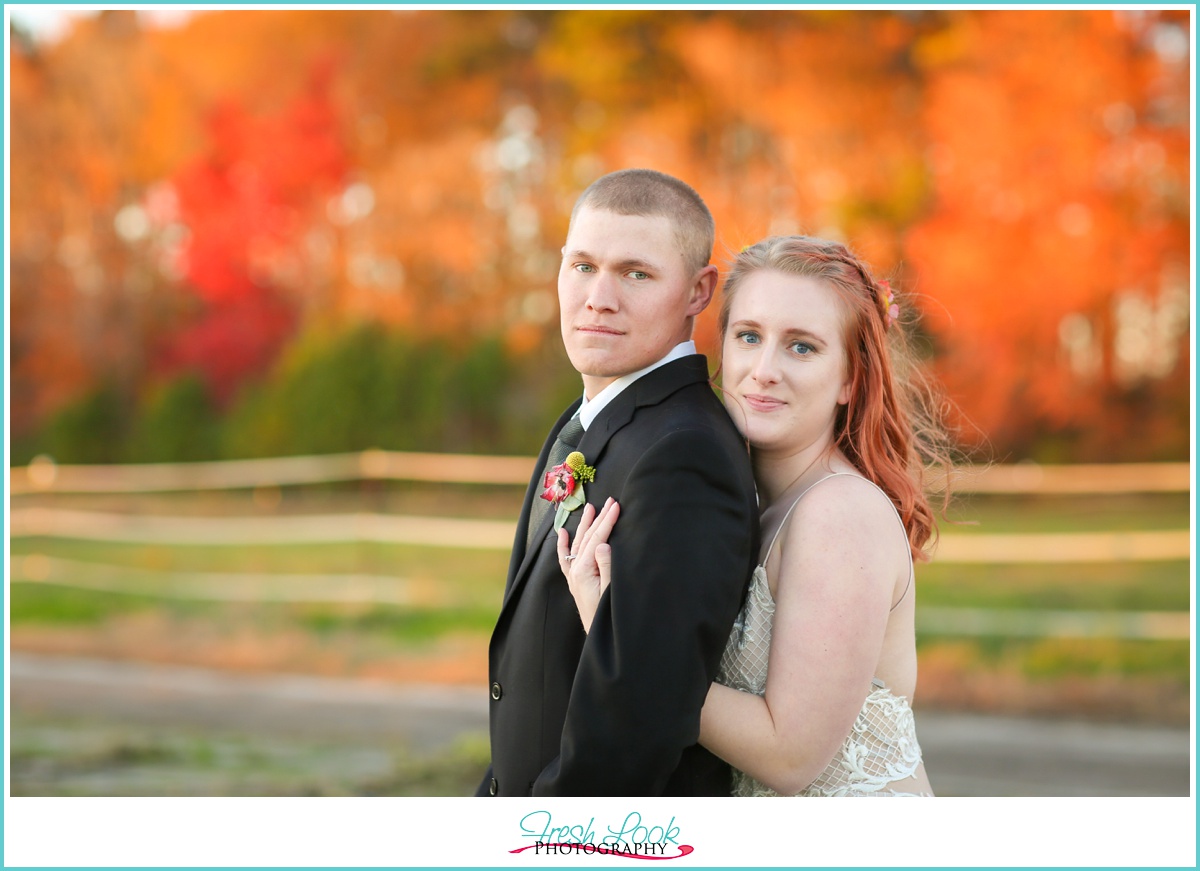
[541,451,597,531]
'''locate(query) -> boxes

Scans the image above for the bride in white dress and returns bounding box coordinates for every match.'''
[559,235,955,797]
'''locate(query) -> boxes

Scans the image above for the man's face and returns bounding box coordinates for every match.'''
[558,206,711,398]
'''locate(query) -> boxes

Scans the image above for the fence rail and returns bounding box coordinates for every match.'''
[10,456,1190,645]
[10,451,534,495]
[10,507,512,549]
[11,454,1191,496]
[10,507,1191,563]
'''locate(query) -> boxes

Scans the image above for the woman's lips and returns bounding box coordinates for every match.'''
[743,393,785,412]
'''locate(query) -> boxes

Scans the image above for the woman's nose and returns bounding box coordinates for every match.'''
[751,346,781,385]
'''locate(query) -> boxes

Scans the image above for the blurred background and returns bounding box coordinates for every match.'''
[7,8,1192,797]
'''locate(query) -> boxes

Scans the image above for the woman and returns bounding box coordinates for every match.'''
[558,235,953,797]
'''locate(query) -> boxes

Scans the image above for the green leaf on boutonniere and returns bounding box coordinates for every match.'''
[554,484,587,531]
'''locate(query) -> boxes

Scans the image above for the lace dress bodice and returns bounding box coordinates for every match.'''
[716,474,932,797]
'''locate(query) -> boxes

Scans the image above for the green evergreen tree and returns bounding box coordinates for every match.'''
[129,373,221,462]
[40,383,130,464]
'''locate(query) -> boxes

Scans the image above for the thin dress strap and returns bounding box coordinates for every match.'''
[762,472,914,612]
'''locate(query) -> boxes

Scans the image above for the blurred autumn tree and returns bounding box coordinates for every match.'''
[907,10,1191,460]
[8,9,1190,463]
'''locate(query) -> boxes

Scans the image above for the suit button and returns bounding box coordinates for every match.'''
[491,682,503,700]
[489,777,498,796]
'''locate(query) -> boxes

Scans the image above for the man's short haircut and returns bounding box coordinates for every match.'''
[570,169,715,275]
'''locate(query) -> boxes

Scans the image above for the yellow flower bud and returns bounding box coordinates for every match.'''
[565,452,586,473]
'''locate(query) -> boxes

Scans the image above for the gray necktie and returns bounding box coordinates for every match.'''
[526,414,585,551]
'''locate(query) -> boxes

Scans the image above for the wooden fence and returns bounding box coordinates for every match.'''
[11,453,1191,495]
[10,455,1191,641]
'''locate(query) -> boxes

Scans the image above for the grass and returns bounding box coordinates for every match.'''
[8,583,499,645]
[940,492,1190,534]
[298,603,500,641]
[917,635,1191,681]
[10,537,511,594]
[917,560,1190,611]
[10,710,491,797]
[10,583,173,625]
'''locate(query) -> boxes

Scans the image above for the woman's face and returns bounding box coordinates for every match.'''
[720,269,852,457]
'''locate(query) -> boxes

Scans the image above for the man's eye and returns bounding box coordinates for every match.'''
[574,264,596,273]
[628,271,649,280]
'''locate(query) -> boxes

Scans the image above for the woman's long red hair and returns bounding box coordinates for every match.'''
[719,236,955,561]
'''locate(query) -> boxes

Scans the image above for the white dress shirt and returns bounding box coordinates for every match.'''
[577,340,698,431]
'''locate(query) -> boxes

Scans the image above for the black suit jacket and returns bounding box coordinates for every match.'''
[478,355,759,796]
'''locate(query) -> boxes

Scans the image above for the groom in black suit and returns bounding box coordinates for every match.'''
[478,169,758,796]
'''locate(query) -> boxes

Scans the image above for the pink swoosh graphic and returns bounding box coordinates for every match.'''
[508,843,694,860]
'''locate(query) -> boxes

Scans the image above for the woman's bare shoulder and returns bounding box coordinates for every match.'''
[774,473,906,589]
[790,473,898,534]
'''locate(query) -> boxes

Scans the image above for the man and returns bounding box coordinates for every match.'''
[477,169,758,796]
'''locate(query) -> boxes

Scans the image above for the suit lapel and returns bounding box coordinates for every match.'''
[499,355,712,615]
[502,399,582,603]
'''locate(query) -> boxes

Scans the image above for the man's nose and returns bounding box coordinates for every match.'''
[585,273,620,313]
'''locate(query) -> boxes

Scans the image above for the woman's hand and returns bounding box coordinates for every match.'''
[556,498,620,633]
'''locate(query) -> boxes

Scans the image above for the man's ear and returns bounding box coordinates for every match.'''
[686,264,719,316]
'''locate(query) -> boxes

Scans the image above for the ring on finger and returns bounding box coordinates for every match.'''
[564,555,576,561]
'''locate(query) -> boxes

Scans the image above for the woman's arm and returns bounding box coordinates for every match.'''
[698,476,907,794]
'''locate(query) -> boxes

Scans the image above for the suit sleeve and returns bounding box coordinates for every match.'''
[533,427,754,795]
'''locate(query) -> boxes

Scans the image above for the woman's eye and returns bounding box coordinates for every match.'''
[790,341,814,355]
[736,331,760,345]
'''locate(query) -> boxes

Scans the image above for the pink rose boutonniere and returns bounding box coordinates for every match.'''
[541,451,597,531]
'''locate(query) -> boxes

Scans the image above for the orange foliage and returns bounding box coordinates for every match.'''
[8,9,1190,459]
[906,10,1190,457]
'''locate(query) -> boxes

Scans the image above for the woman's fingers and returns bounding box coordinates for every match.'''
[558,503,593,576]
[555,526,571,567]
[592,502,617,587]
[595,543,613,594]
[571,502,596,556]
[579,499,618,553]
[559,499,620,586]
[590,500,619,548]
[556,499,620,635]
[577,499,618,570]
[571,500,603,559]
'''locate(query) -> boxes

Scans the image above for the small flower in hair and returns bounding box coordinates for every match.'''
[880,279,899,329]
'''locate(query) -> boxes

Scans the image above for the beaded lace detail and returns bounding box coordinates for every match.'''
[716,474,931,797]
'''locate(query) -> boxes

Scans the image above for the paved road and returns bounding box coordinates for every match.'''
[9,653,1191,797]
